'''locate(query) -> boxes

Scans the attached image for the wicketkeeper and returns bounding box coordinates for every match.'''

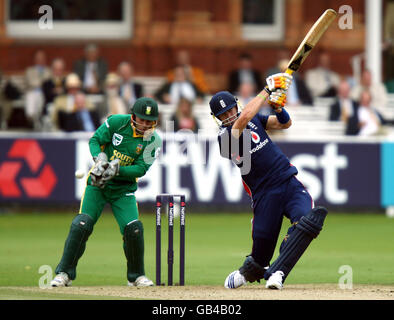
[51,97,162,287]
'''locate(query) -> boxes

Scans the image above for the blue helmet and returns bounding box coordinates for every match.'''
[209,91,238,118]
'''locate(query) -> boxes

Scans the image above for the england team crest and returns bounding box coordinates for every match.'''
[112,133,123,146]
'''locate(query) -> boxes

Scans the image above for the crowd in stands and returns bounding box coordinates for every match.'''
[0,44,393,137]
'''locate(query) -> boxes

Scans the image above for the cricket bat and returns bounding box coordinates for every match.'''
[286,9,337,75]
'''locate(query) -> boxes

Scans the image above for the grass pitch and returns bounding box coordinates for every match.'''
[1,210,394,299]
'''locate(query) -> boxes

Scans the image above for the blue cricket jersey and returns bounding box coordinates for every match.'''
[217,113,298,200]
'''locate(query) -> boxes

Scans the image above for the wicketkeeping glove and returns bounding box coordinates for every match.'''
[268,89,287,110]
[101,159,120,185]
[265,73,293,93]
[90,152,109,188]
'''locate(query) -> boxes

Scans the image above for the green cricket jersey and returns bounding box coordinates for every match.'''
[88,114,162,194]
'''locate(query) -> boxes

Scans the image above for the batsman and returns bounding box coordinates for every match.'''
[51,97,162,287]
[210,73,328,290]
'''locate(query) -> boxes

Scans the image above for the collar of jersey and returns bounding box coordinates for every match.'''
[130,123,144,138]
[131,123,156,138]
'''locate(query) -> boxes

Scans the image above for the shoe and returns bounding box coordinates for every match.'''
[224,270,247,289]
[265,271,284,290]
[128,275,154,287]
[50,272,72,287]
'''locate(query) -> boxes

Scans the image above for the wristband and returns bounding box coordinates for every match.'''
[264,86,272,95]
[276,108,290,124]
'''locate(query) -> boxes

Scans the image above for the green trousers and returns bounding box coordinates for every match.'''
[55,185,144,281]
[80,185,139,234]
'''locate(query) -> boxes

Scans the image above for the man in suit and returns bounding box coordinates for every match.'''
[42,58,67,115]
[58,92,100,132]
[73,44,108,94]
[329,79,359,135]
[228,53,263,95]
[52,73,94,130]
[154,65,205,104]
[118,62,143,109]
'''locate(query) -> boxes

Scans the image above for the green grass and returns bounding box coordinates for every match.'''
[1,211,394,288]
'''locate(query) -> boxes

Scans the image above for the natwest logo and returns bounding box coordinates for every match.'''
[0,140,57,198]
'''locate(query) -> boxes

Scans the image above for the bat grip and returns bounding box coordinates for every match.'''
[285,69,294,75]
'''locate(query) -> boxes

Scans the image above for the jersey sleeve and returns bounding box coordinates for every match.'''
[89,116,114,158]
[117,133,162,181]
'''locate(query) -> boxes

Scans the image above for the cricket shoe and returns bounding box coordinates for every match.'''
[128,275,154,287]
[265,271,284,290]
[224,270,247,289]
[51,272,72,287]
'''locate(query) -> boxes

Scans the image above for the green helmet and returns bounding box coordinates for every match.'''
[131,97,159,121]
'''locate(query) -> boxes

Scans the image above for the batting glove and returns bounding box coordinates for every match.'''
[268,89,287,110]
[265,73,293,93]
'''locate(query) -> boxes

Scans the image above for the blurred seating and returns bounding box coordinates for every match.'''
[3,69,394,138]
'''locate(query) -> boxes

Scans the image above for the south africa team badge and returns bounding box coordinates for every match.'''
[112,133,123,146]
[136,144,143,154]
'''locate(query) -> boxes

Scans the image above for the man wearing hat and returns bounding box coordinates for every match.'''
[51,73,94,130]
[210,73,328,290]
[51,97,162,287]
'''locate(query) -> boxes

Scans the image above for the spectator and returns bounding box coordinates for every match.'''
[167,50,209,94]
[170,98,199,133]
[58,92,100,132]
[357,91,382,136]
[118,62,143,109]
[24,50,51,129]
[264,49,289,78]
[305,52,340,98]
[351,69,388,115]
[237,82,256,106]
[235,81,274,117]
[97,73,127,121]
[329,79,359,135]
[0,68,7,129]
[155,66,204,105]
[228,53,263,95]
[1,73,23,130]
[73,43,108,94]
[42,58,67,115]
[52,73,93,130]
